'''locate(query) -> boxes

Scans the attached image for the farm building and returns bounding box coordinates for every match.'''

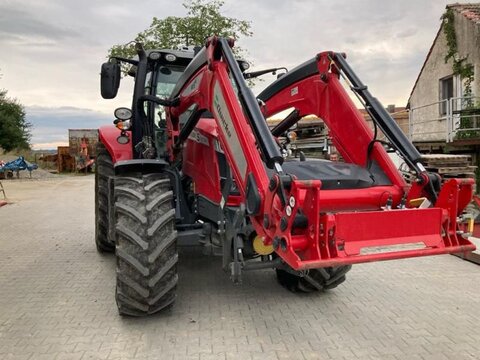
[408,3,480,147]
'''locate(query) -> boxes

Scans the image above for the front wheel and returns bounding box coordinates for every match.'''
[114,172,178,316]
[276,265,352,292]
[95,142,115,253]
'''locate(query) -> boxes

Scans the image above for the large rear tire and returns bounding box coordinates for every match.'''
[276,265,352,293]
[95,142,115,253]
[114,172,178,316]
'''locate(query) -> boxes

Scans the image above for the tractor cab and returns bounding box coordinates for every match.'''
[101,45,250,160]
[141,49,197,155]
[101,47,198,158]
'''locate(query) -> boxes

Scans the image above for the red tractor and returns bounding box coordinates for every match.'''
[96,38,475,316]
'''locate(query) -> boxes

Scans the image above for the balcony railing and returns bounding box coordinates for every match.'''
[409,96,480,142]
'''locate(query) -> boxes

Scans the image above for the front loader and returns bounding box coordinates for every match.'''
[96,37,475,316]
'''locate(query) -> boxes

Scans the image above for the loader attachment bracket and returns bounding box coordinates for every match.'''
[278,179,476,271]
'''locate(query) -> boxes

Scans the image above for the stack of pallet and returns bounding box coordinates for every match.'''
[421,154,476,180]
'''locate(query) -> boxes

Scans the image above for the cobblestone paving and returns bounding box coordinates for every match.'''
[1,177,480,359]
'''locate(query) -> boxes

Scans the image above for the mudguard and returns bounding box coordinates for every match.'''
[98,125,132,164]
[98,126,169,175]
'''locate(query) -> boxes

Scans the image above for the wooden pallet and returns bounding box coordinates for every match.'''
[426,166,477,174]
[453,237,480,265]
[422,154,471,161]
[420,154,476,180]
[454,251,480,264]
[421,154,471,167]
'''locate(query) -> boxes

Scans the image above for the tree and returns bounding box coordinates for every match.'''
[108,0,252,72]
[0,90,31,151]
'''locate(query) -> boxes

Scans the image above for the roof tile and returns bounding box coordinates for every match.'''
[448,3,480,24]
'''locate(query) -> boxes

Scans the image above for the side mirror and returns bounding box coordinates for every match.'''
[100,61,121,99]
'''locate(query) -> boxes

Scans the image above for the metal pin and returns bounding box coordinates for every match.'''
[286,205,292,216]
[289,196,296,208]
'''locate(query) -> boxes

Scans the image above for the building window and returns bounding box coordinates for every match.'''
[439,76,454,115]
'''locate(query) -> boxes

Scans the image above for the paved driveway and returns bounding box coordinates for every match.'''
[0,176,479,359]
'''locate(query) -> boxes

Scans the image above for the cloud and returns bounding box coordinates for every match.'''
[0,6,79,45]
[32,141,68,150]
[397,28,418,39]
[26,106,109,149]
[0,0,475,149]
[230,0,458,106]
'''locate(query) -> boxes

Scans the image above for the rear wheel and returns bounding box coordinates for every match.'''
[276,265,352,292]
[95,142,115,253]
[114,172,178,316]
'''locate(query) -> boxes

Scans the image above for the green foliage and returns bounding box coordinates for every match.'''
[441,9,474,95]
[454,106,480,139]
[108,0,252,73]
[441,9,478,139]
[441,9,457,64]
[0,90,31,151]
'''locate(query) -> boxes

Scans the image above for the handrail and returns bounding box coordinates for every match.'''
[409,96,480,143]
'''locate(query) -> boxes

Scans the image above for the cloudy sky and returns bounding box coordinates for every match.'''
[0,0,462,149]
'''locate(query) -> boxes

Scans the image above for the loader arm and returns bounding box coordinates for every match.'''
[166,37,474,271]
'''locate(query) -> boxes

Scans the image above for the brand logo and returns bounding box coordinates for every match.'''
[214,94,232,138]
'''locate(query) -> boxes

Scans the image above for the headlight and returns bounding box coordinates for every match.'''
[149,52,161,60]
[114,107,132,120]
[165,53,177,62]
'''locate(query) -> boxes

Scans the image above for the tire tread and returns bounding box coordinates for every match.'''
[95,142,115,253]
[276,265,352,293]
[115,172,178,316]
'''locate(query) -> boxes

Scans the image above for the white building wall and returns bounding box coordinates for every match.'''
[409,12,480,142]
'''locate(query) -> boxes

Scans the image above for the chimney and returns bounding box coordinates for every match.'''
[387,104,395,113]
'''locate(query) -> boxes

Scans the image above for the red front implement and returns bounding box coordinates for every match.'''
[264,178,474,270]
[171,39,475,271]
[254,51,474,269]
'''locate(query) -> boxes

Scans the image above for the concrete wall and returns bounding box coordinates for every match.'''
[409,12,480,142]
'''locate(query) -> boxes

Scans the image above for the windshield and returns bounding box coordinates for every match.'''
[154,65,185,124]
[155,65,185,98]
[150,65,185,124]
[150,64,186,157]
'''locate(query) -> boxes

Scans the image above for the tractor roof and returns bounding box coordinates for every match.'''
[144,47,197,61]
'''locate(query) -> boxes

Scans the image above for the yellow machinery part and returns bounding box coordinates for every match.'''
[468,218,474,234]
[409,197,427,207]
[253,235,274,255]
